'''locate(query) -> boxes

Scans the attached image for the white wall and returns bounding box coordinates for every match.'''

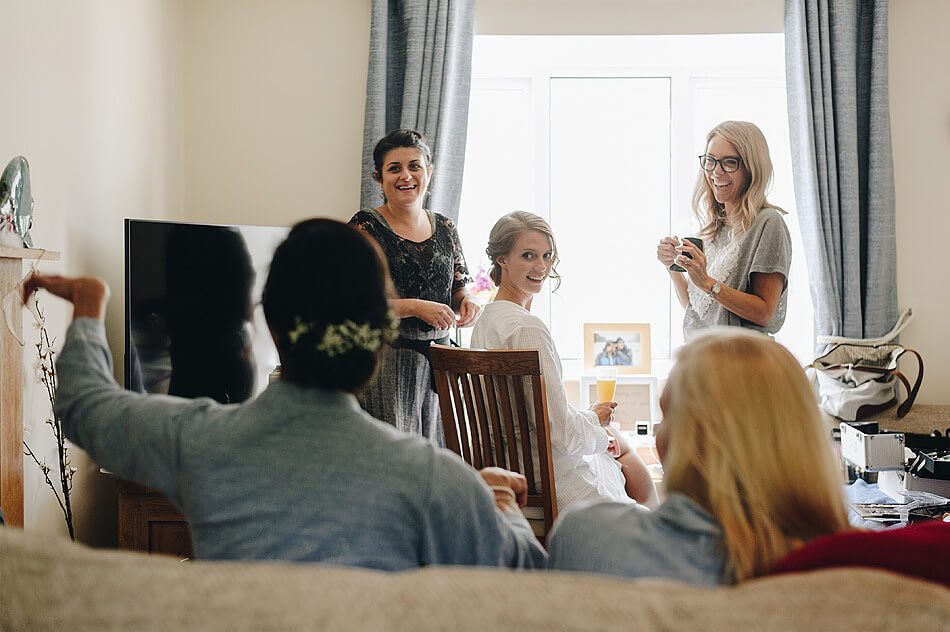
[475,0,783,35]
[183,0,371,227]
[0,0,184,545]
[890,0,950,405]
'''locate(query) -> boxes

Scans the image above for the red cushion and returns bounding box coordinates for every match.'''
[770,521,950,588]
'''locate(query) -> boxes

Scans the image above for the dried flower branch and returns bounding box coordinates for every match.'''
[23,301,74,540]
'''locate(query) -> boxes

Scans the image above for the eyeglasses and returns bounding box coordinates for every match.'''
[698,154,742,173]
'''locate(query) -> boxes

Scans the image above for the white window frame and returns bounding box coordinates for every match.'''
[458,34,808,374]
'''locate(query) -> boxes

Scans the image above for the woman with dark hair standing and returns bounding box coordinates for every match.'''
[350,129,480,445]
[23,219,543,570]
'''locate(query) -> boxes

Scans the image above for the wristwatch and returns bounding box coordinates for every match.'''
[707,279,723,298]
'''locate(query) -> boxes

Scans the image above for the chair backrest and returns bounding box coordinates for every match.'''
[430,344,557,537]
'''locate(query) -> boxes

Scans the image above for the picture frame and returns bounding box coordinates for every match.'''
[583,323,651,374]
[579,375,660,434]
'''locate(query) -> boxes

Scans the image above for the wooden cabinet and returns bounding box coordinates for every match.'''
[115,478,193,559]
[0,246,59,528]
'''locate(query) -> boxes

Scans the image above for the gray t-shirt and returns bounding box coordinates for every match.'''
[683,207,792,338]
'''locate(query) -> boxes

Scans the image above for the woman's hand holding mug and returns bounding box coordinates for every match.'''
[675,239,710,288]
[657,236,681,269]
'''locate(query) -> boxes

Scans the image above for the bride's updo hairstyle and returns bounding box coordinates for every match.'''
[262,219,396,392]
[485,211,561,291]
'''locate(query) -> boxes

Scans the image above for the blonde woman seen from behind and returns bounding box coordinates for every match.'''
[657,121,792,338]
[471,211,657,512]
[547,328,850,585]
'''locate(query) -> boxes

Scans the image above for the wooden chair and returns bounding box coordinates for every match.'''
[430,344,557,538]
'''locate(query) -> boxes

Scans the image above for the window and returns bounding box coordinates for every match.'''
[457,34,812,375]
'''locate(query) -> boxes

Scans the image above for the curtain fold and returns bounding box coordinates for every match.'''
[361,0,476,223]
[785,0,897,346]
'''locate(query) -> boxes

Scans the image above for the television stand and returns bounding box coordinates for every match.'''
[114,477,193,559]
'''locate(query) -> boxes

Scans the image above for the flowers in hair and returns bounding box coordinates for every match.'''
[287,315,398,357]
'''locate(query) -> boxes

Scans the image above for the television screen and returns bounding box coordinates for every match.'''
[124,219,289,403]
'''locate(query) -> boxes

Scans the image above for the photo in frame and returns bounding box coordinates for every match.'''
[583,323,651,374]
[579,375,660,434]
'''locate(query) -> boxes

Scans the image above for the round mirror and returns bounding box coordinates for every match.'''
[0,156,34,248]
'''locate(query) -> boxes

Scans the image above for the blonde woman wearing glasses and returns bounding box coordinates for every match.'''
[547,328,851,585]
[657,121,791,338]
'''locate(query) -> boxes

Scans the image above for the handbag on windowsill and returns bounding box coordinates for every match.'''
[809,309,923,421]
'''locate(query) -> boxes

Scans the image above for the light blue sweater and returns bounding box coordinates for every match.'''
[546,493,727,585]
[55,319,545,570]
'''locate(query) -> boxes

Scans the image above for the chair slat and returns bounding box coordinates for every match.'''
[483,373,507,468]
[534,375,558,529]
[470,374,494,467]
[495,375,521,475]
[448,371,473,465]
[459,373,482,469]
[433,363,462,457]
[511,375,537,495]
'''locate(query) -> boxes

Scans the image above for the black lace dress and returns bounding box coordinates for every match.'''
[349,209,471,444]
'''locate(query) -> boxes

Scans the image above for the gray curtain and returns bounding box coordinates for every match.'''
[360,0,476,223]
[785,0,897,345]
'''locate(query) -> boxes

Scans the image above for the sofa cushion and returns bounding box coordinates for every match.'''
[1,526,948,631]
[770,520,950,588]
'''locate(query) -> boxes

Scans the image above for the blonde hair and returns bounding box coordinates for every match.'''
[661,328,849,582]
[691,121,786,239]
[485,211,561,290]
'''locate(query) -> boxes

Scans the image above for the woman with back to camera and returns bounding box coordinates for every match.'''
[547,328,851,585]
[657,121,792,339]
[471,211,657,512]
[350,129,480,445]
[24,219,544,570]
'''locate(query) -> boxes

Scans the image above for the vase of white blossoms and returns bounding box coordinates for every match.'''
[23,301,75,540]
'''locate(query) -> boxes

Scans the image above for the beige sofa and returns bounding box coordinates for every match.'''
[2,527,948,631]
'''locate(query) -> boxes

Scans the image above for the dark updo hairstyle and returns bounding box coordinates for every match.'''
[371,129,433,182]
[262,219,395,392]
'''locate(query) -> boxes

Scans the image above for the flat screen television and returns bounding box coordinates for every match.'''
[124,218,289,403]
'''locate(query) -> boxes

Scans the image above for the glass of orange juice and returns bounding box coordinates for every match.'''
[595,366,617,402]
